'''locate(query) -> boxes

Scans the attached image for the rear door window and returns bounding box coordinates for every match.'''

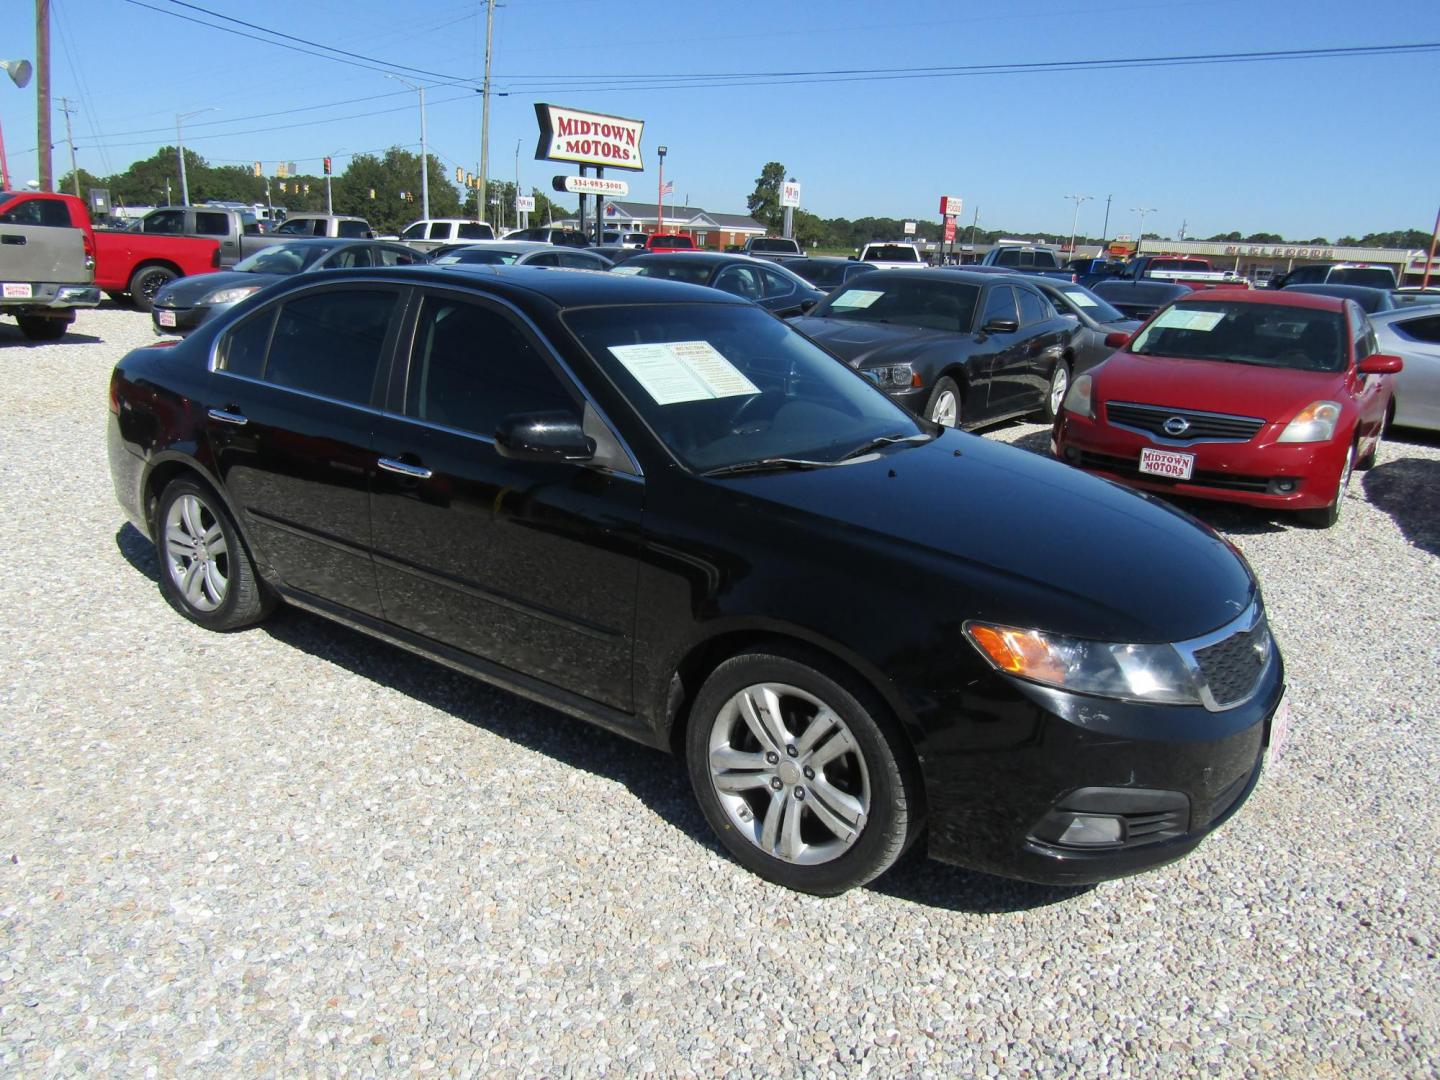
[216,308,277,379]
[714,265,762,300]
[404,294,577,436]
[336,220,369,238]
[143,210,186,234]
[457,222,491,240]
[759,266,797,299]
[1016,288,1048,325]
[262,288,400,405]
[195,212,230,236]
[377,246,417,266]
[401,222,427,241]
[427,222,451,240]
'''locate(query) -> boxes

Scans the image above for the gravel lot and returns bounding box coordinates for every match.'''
[2,305,1438,1076]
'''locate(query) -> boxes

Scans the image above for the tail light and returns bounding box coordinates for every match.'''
[107,372,122,415]
[211,245,221,268]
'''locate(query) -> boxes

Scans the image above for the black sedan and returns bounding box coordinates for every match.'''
[612,251,824,316]
[1026,278,1142,373]
[1087,279,1193,321]
[1282,283,1397,314]
[785,256,881,293]
[151,238,420,335]
[108,266,1285,894]
[789,269,1078,427]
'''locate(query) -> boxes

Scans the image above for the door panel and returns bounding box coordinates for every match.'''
[369,292,644,709]
[974,286,1026,417]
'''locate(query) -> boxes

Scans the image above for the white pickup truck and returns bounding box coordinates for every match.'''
[857,242,925,270]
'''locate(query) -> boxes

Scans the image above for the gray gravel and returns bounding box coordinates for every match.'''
[2,305,1438,1076]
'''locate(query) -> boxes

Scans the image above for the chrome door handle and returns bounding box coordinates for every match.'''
[207,408,247,425]
[378,457,432,480]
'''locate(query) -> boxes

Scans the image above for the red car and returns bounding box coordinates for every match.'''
[1053,290,1402,527]
[644,233,695,252]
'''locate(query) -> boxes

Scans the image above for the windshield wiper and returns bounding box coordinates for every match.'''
[837,432,932,461]
[700,457,841,478]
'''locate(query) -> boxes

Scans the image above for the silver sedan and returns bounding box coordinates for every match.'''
[1370,306,1440,432]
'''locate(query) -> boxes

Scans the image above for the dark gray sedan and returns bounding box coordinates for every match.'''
[152,238,421,335]
[612,252,825,317]
[1025,279,1142,373]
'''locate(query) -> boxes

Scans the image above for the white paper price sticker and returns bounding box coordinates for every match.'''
[609,340,759,405]
[830,289,883,310]
[1153,308,1225,332]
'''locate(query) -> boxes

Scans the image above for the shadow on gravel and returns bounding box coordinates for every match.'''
[115,524,1092,914]
[117,523,160,582]
[1001,428,1054,456]
[0,329,103,346]
[1362,454,1440,556]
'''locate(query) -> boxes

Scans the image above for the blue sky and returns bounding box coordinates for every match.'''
[5,0,1438,240]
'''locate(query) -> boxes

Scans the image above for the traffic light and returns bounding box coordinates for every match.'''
[323,157,332,176]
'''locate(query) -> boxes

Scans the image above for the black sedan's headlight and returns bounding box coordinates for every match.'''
[863,362,917,390]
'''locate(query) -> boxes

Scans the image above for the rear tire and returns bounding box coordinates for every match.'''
[155,478,273,631]
[685,647,921,895]
[925,376,962,428]
[1041,359,1071,422]
[128,264,177,313]
[16,315,68,341]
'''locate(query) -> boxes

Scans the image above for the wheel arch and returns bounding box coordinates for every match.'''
[128,259,184,286]
[140,453,270,579]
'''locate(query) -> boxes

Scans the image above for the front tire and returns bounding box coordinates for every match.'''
[685,648,921,895]
[925,376,962,428]
[1299,445,1354,529]
[155,478,273,630]
[128,264,177,313]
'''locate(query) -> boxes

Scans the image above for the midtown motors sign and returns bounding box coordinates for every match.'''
[534,104,645,171]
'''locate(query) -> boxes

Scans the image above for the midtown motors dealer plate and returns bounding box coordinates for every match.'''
[1139,447,1196,480]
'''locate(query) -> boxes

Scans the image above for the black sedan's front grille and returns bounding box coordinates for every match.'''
[1194,621,1270,706]
[1106,402,1265,442]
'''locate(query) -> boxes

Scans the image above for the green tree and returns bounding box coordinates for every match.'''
[333,148,461,234]
[1356,228,1432,249]
[746,161,785,233]
[1205,231,1243,242]
[1243,232,1284,243]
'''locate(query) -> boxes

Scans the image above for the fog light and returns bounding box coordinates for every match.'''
[1056,814,1125,846]
[1276,479,1295,493]
[1063,446,1080,462]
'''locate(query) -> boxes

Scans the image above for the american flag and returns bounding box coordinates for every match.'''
[660,181,674,196]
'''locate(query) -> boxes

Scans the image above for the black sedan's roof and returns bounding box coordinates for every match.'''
[294,263,744,309]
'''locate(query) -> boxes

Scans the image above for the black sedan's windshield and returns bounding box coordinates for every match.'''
[564,303,924,472]
[233,242,336,275]
[1052,285,1126,325]
[819,279,980,333]
[1130,301,1347,372]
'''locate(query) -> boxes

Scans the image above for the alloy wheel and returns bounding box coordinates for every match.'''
[707,682,871,865]
[163,493,230,612]
[931,390,958,428]
[1049,365,1069,416]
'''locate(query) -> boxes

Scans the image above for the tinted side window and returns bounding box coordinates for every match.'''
[195,212,230,236]
[0,199,43,225]
[760,266,796,299]
[39,200,72,227]
[217,308,276,379]
[336,220,369,238]
[457,223,489,240]
[401,222,427,240]
[377,246,417,267]
[427,222,451,240]
[323,246,373,269]
[558,251,603,269]
[714,265,762,300]
[143,210,186,234]
[526,252,561,266]
[1016,288,1048,326]
[1396,314,1440,344]
[982,286,1018,327]
[264,289,398,405]
[405,296,575,436]
[993,248,1021,266]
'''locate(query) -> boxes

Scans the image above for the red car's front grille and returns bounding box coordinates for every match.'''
[1106,402,1266,442]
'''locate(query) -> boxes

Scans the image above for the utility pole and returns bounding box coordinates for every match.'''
[175,108,214,207]
[1179,218,1188,241]
[58,96,78,196]
[36,0,52,191]
[515,137,523,229]
[479,0,495,222]
[1100,194,1113,246]
[967,206,979,249]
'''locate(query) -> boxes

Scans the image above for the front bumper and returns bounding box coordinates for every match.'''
[921,637,1285,885]
[1054,411,1345,511]
[151,303,214,337]
[879,384,931,416]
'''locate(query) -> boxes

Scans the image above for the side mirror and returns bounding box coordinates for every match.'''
[1358,353,1403,375]
[982,317,1020,334]
[494,412,595,463]
[798,298,818,313]
[1105,331,1133,348]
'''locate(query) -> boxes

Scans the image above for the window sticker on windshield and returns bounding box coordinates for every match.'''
[1064,291,1099,308]
[1153,308,1226,332]
[609,341,760,405]
[831,289,884,310]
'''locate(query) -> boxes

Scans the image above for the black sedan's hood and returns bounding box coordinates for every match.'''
[155,270,281,306]
[790,315,959,367]
[709,432,1255,644]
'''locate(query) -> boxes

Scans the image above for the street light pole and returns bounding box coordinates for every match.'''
[0,59,34,191]
[479,0,495,224]
[1131,207,1158,248]
[386,76,429,220]
[325,147,344,215]
[1064,194,1093,256]
[176,107,215,206]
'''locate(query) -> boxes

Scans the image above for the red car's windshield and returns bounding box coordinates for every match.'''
[1130,301,1347,373]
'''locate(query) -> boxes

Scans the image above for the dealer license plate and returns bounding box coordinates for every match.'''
[157,310,177,328]
[1268,696,1291,761]
[2,282,33,299]
[1139,447,1195,480]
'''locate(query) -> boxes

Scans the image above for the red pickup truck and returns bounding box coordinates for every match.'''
[0,192,220,311]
